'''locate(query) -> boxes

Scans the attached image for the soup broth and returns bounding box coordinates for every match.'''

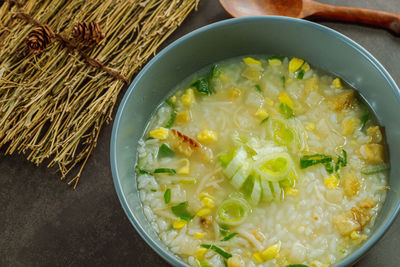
[136,56,389,267]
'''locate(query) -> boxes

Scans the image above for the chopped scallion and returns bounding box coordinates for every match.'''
[269,55,285,61]
[220,233,238,241]
[255,84,262,93]
[279,103,295,119]
[171,201,194,221]
[158,144,175,158]
[300,154,332,169]
[360,111,370,131]
[200,244,232,259]
[165,99,177,128]
[164,188,171,204]
[154,168,176,175]
[135,166,152,176]
[297,69,304,79]
[281,76,286,89]
[260,117,269,125]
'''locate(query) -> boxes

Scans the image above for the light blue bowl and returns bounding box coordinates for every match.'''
[111,16,400,266]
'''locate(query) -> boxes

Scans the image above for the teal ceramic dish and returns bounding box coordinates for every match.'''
[110,16,400,266]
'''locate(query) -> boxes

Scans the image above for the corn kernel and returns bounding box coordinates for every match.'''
[182,88,195,107]
[230,87,242,99]
[289,57,304,73]
[149,127,169,139]
[279,92,294,109]
[173,220,187,229]
[194,232,206,239]
[195,247,207,258]
[254,108,269,119]
[199,192,214,200]
[243,57,262,66]
[285,187,298,196]
[325,175,338,190]
[342,117,360,135]
[302,62,311,72]
[219,74,230,83]
[197,130,218,143]
[268,59,282,66]
[253,252,264,263]
[265,97,274,106]
[178,159,190,175]
[196,208,211,217]
[176,110,191,123]
[170,96,177,103]
[201,197,215,208]
[332,78,343,88]
[350,231,360,240]
[306,123,315,131]
[261,242,281,261]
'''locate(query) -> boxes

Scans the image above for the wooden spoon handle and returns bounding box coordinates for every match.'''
[305,1,400,35]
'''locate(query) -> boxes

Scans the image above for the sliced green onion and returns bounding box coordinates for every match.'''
[279,103,295,119]
[281,76,286,89]
[165,98,177,128]
[285,265,310,267]
[360,111,370,131]
[179,178,197,184]
[300,154,332,169]
[154,168,176,175]
[150,189,157,192]
[297,69,304,79]
[255,84,262,92]
[158,144,175,158]
[260,117,269,125]
[269,55,285,61]
[220,233,238,241]
[273,120,294,145]
[171,201,194,221]
[135,166,152,175]
[200,244,232,259]
[164,188,171,204]
[219,153,233,168]
[335,149,347,171]
[361,164,389,175]
[219,224,230,236]
[216,197,250,226]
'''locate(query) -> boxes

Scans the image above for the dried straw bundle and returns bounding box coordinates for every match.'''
[0,0,199,188]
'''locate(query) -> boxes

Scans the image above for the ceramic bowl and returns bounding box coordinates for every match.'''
[111,16,400,266]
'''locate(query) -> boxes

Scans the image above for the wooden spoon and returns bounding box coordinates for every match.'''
[219,0,400,35]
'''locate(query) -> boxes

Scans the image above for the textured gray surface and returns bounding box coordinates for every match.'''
[1,0,399,266]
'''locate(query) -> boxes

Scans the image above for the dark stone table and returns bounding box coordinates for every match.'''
[1,0,399,266]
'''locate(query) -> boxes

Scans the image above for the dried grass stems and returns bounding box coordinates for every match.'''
[0,0,199,188]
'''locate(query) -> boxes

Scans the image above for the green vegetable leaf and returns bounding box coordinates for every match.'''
[164,188,171,204]
[135,166,152,176]
[297,69,304,79]
[221,233,238,241]
[171,201,194,221]
[154,168,176,175]
[269,55,285,61]
[201,244,232,259]
[255,84,262,93]
[361,164,390,175]
[300,154,333,169]
[192,78,212,95]
[150,189,157,192]
[158,144,175,158]
[360,111,370,131]
[165,98,177,128]
[279,103,295,119]
[209,64,221,79]
[260,116,269,125]
[285,265,310,267]
[281,76,286,89]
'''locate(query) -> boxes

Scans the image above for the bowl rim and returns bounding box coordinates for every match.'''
[110,16,400,267]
